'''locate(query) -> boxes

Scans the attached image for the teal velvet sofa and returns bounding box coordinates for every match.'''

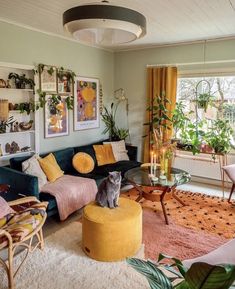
[0,139,140,217]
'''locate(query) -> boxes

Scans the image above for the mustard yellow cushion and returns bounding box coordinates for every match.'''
[38,153,64,182]
[72,152,95,174]
[93,144,116,166]
[82,198,142,261]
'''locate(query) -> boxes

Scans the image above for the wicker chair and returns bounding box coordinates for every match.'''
[0,191,48,289]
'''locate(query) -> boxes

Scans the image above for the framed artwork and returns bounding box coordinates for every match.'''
[45,95,69,138]
[40,65,57,93]
[57,70,74,96]
[74,76,99,131]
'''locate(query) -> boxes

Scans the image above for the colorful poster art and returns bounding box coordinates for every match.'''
[45,95,69,138]
[74,77,99,131]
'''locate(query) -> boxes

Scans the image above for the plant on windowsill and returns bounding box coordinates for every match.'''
[205,119,234,155]
[127,254,235,289]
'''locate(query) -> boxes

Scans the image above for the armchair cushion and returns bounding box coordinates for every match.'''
[0,202,47,250]
[0,196,15,219]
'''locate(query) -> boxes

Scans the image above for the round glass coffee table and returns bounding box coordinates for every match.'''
[124,166,191,225]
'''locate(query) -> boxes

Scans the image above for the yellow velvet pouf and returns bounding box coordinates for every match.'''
[82,197,142,261]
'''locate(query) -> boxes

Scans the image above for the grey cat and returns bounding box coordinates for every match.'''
[96,171,122,209]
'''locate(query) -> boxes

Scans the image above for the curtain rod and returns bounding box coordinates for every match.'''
[146,59,235,67]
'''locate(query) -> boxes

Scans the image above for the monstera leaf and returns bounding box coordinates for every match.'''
[185,262,235,289]
[127,258,174,289]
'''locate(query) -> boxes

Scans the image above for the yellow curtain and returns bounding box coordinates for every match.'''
[143,66,178,163]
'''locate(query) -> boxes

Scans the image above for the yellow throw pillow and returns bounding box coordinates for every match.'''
[72,152,95,174]
[38,153,64,182]
[93,144,116,166]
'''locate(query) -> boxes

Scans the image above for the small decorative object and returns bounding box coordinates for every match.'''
[39,65,57,93]
[74,76,99,131]
[0,116,14,134]
[10,121,15,132]
[19,120,33,131]
[57,68,74,95]
[5,143,11,153]
[6,80,11,88]
[8,103,14,111]
[8,73,21,89]
[13,122,19,132]
[21,146,31,152]
[0,79,6,88]
[45,95,69,138]
[10,141,20,154]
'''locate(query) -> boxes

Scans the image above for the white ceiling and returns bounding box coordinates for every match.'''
[0,0,235,51]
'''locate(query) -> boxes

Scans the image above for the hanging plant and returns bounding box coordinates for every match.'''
[196,93,213,112]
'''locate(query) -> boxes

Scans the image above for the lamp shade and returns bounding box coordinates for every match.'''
[63,4,146,46]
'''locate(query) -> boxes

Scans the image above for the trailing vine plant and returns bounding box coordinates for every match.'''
[32,63,76,112]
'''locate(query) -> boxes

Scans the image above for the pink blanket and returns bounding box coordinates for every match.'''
[40,175,97,221]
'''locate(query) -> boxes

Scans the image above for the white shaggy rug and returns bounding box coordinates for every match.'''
[0,222,148,289]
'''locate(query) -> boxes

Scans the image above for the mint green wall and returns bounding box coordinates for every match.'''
[0,21,114,153]
[114,39,235,160]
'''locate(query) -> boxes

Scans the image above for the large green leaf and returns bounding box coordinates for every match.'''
[185,262,235,289]
[158,253,187,278]
[127,258,173,289]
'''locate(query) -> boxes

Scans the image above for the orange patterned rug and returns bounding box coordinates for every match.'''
[123,188,235,239]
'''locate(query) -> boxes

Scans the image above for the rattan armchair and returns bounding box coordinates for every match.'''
[0,196,48,289]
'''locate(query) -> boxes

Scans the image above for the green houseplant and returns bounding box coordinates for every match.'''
[196,93,213,112]
[205,119,234,154]
[101,102,129,141]
[127,254,235,289]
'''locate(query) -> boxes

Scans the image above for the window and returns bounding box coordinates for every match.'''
[176,75,235,138]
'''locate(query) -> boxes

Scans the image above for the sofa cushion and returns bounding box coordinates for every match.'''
[94,160,141,177]
[41,148,74,174]
[39,153,64,182]
[22,155,47,190]
[93,144,116,166]
[74,145,97,165]
[72,152,95,174]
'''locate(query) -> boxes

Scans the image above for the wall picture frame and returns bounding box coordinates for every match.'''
[45,95,69,138]
[40,65,57,93]
[74,76,99,131]
[57,69,74,96]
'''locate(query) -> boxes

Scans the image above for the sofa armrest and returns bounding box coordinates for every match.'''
[126,144,138,161]
[0,167,39,200]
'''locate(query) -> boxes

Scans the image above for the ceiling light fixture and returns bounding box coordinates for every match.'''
[63,1,146,47]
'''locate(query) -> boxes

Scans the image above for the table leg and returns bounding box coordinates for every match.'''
[128,181,144,202]
[160,187,170,225]
[172,189,186,206]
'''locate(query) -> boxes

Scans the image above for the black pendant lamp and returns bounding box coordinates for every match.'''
[63,1,146,47]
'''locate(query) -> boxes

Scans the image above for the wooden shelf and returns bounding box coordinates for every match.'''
[0,130,35,136]
[0,150,35,160]
[0,88,34,92]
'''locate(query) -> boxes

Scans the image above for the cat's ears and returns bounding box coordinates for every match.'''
[109,171,121,176]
